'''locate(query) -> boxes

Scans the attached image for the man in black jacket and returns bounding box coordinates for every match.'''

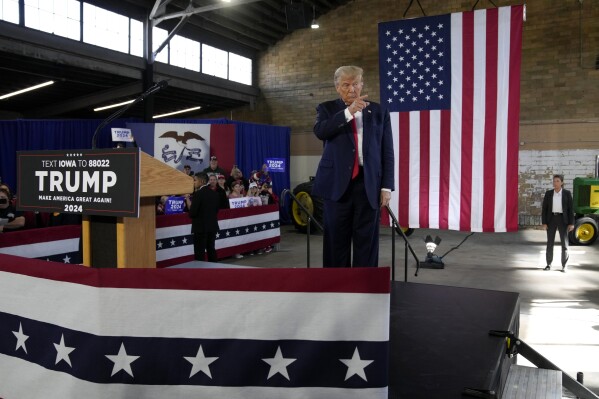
[541,174,575,272]
[188,172,227,262]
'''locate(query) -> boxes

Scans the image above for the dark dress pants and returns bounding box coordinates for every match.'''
[546,214,569,266]
[194,231,218,262]
[322,172,380,268]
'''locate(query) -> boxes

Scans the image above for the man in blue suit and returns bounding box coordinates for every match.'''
[312,66,395,267]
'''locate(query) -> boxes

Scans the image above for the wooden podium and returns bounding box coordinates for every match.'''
[82,152,193,268]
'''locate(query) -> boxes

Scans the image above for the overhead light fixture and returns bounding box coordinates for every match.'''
[311,6,319,29]
[94,100,135,112]
[153,106,202,119]
[0,80,54,100]
[221,0,232,2]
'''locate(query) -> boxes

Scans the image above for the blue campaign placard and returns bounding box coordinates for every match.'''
[165,196,186,214]
[265,158,285,172]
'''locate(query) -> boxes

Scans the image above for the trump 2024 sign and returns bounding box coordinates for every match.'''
[17,148,140,217]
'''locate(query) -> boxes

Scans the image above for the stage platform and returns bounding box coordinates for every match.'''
[390,281,519,399]
[168,260,520,398]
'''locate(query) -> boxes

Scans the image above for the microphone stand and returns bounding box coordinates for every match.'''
[91,81,168,149]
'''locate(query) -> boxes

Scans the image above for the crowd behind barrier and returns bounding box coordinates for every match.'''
[0,205,280,266]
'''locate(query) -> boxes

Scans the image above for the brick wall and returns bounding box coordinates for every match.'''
[201,0,599,221]
[519,149,598,226]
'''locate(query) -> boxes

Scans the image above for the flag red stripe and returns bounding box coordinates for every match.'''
[506,6,523,232]
[0,254,391,293]
[398,112,410,226]
[0,225,80,247]
[460,12,474,231]
[209,124,236,174]
[419,111,430,227]
[439,110,451,229]
[483,9,499,232]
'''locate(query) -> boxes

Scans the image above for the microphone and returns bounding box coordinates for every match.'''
[91,80,169,149]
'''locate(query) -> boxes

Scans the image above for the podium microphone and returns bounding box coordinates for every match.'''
[91,80,169,149]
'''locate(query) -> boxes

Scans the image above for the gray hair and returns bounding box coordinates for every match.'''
[334,66,363,86]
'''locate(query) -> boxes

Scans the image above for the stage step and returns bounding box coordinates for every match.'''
[503,364,562,399]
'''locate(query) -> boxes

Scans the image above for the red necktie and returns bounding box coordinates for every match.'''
[351,118,360,179]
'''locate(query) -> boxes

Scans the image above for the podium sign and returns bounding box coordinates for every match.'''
[17,148,140,218]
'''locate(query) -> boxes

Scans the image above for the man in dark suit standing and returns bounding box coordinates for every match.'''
[188,172,227,262]
[541,174,575,272]
[312,66,395,268]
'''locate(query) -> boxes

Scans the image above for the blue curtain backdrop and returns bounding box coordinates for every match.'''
[0,118,291,222]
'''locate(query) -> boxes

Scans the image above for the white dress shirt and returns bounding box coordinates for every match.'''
[552,189,563,213]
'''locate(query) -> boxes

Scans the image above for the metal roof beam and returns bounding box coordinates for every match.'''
[25,82,143,118]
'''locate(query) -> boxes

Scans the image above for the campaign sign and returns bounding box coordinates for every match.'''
[17,148,140,217]
[111,128,134,142]
[265,158,285,172]
[229,197,250,209]
[165,196,185,214]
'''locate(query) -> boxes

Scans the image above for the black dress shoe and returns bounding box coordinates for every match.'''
[543,266,551,271]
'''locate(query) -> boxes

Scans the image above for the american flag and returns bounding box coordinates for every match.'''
[379,5,523,232]
[0,255,390,398]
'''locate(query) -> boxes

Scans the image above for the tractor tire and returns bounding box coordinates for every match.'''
[291,181,324,234]
[569,217,598,246]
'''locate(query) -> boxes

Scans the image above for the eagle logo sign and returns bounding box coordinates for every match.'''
[159,131,205,145]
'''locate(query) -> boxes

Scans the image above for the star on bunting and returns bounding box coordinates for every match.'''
[184,345,219,378]
[105,343,140,377]
[262,346,296,380]
[339,347,374,381]
[13,323,29,354]
[54,334,75,367]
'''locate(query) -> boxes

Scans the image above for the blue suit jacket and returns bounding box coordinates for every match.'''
[312,99,395,209]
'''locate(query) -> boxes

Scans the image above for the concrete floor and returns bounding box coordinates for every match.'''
[221,224,599,396]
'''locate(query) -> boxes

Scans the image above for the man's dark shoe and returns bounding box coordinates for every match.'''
[543,265,551,271]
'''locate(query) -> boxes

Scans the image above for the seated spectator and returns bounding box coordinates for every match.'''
[226,166,249,192]
[228,180,245,199]
[0,188,25,232]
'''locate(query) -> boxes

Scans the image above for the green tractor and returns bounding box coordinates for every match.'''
[569,176,599,245]
[290,178,414,236]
